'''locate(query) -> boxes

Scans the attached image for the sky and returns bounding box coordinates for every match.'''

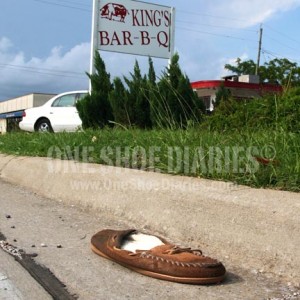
[0,0,300,101]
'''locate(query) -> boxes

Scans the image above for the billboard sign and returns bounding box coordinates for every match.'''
[92,0,175,59]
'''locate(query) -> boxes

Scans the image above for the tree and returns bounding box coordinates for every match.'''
[148,57,156,87]
[123,60,152,128]
[225,57,300,86]
[264,58,299,85]
[76,51,113,128]
[109,57,156,128]
[109,77,130,126]
[151,53,204,128]
[224,58,256,76]
[78,52,204,129]
[215,84,231,107]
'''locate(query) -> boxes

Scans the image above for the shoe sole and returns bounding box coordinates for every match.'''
[91,244,225,285]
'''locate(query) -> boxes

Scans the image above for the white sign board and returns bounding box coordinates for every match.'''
[92,0,175,59]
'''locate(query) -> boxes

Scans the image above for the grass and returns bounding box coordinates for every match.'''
[0,128,299,192]
[1,87,299,191]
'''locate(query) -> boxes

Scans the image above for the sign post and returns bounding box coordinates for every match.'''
[89,0,99,93]
[168,6,175,68]
[89,0,175,92]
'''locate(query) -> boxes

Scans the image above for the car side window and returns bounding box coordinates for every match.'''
[75,93,88,103]
[52,94,76,107]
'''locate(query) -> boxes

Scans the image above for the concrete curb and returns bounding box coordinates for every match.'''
[0,154,299,284]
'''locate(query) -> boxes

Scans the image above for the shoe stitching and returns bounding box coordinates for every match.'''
[132,250,219,268]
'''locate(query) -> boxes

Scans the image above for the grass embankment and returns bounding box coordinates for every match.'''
[0,128,299,192]
[1,87,299,192]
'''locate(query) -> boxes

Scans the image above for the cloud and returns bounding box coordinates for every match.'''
[0,37,13,52]
[1,0,299,100]
[0,39,90,101]
[217,53,250,78]
[206,0,300,27]
[0,37,171,101]
[172,0,300,81]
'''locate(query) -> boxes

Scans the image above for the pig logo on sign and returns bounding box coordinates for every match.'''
[100,3,129,23]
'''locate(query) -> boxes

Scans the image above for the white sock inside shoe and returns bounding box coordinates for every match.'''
[121,233,165,253]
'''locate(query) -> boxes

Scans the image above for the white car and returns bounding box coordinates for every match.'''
[19,91,88,132]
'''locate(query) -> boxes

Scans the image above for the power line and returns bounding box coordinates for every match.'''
[177,20,257,32]
[0,63,85,75]
[33,0,91,12]
[28,0,260,45]
[264,24,300,45]
[177,26,257,42]
[5,1,299,68]
[30,0,259,50]
[31,0,254,27]
[179,10,245,23]
[51,0,90,7]
[262,49,300,63]
[0,63,87,79]
[31,0,291,53]
[264,34,299,53]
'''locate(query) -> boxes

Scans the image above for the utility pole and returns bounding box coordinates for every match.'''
[255,24,263,75]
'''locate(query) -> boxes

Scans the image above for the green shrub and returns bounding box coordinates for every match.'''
[76,51,113,128]
[203,87,300,132]
[123,60,152,128]
[150,53,205,128]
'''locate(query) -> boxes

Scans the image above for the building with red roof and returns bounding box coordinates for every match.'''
[191,75,282,112]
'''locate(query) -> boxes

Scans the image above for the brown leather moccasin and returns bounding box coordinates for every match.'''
[91,229,226,284]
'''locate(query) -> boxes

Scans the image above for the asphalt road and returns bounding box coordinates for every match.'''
[0,249,52,300]
[0,179,299,300]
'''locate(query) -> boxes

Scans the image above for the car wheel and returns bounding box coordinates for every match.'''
[35,119,53,133]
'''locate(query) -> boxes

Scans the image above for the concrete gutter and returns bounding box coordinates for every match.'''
[0,154,299,284]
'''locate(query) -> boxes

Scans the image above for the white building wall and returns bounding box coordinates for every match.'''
[0,93,56,134]
[0,93,55,114]
[33,94,56,107]
[0,94,32,113]
[239,75,260,84]
[0,119,7,134]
